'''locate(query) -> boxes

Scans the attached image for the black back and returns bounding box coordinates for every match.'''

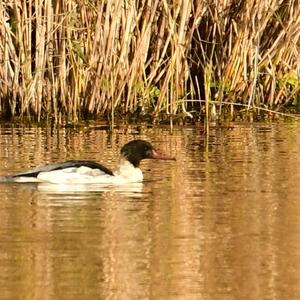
[12,160,114,178]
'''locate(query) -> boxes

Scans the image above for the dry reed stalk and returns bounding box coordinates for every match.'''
[0,0,299,121]
[216,0,300,113]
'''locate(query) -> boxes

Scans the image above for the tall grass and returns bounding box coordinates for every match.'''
[0,0,299,122]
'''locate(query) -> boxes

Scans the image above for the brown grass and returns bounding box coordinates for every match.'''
[0,0,299,122]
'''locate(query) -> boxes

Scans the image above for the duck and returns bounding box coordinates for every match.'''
[2,140,175,184]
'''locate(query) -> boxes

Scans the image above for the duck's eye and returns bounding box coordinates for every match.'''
[144,145,153,153]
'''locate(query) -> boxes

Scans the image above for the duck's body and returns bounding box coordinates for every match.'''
[3,140,174,184]
[9,159,143,184]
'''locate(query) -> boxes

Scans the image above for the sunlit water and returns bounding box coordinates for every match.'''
[0,122,300,299]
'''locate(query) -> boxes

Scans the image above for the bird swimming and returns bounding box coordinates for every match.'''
[2,140,175,184]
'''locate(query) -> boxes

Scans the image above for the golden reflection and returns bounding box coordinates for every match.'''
[0,123,300,299]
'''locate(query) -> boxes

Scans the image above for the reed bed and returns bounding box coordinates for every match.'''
[0,0,299,122]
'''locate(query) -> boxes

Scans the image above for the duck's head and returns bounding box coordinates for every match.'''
[121,140,175,167]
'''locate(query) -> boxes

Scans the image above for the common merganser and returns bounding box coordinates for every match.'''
[2,140,175,184]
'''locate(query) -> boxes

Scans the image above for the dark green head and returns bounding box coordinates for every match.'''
[120,140,175,167]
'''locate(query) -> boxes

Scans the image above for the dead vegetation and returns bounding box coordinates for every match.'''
[0,0,299,122]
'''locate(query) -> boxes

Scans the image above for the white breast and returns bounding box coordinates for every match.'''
[113,159,143,183]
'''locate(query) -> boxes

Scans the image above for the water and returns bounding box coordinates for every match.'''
[0,122,300,299]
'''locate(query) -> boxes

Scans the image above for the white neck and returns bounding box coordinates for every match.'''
[114,158,143,183]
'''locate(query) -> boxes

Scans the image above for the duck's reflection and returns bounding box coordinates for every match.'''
[36,182,144,196]
[4,181,144,199]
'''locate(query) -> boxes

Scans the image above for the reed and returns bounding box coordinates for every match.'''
[0,0,299,122]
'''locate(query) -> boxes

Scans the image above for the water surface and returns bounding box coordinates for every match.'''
[0,122,300,299]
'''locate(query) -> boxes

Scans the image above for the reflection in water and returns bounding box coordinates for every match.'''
[36,182,144,196]
[0,123,300,299]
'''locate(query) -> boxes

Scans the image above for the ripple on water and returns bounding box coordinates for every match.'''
[0,123,300,299]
